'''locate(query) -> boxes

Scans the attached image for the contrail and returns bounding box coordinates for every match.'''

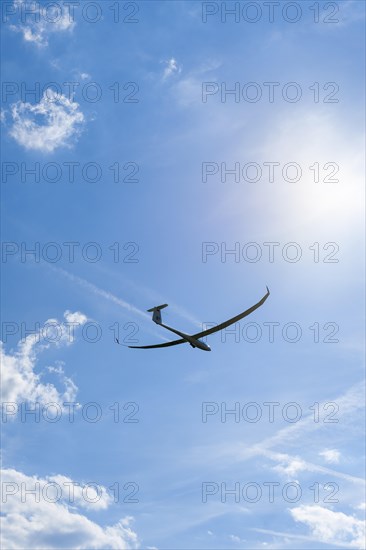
[101,268,203,328]
[52,267,170,341]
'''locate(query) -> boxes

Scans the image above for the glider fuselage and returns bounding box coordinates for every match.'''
[159,323,211,351]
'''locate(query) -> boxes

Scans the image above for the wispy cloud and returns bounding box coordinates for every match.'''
[248,381,365,456]
[188,381,365,484]
[265,449,364,486]
[9,0,75,47]
[172,59,222,106]
[319,448,341,464]
[233,381,365,487]
[162,58,182,80]
[195,381,365,547]
[252,527,358,548]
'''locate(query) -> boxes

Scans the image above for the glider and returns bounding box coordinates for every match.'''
[124,287,270,351]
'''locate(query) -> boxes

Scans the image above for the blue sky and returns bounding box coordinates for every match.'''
[1,1,365,548]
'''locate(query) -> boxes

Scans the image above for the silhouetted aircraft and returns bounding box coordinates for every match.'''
[123,287,270,351]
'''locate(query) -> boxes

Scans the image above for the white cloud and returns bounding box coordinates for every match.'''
[265,449,363,486]
[9,90,85,153]
[0,468,139,549]
[290,505,366,549]
[229,534,246,543]
[272,457,308,478]
[319,449,341,464]
[0,310,87,409]
[42,473,112,511]
[64,310,88,326]
[162,58,182,80]
[9,0,75,47]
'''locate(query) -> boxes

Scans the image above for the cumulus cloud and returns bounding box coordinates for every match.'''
[290,505,366,549]
[0,468,139,549]
[64,310,88,326]
[8,90,85,153]
[9,0,75,47]
[319,449,341,464]
[0,310,87,409]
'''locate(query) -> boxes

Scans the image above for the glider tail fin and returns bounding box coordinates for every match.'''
[147,304,168,324]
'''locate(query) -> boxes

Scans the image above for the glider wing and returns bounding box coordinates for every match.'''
[192,287,270,339]
[127,338,187,349]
